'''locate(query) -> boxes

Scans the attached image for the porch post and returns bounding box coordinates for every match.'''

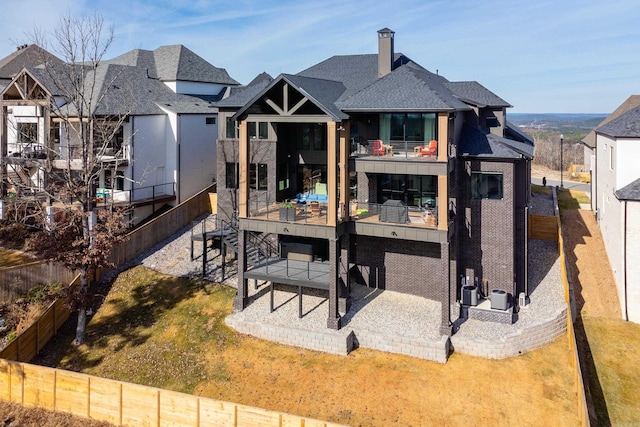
[339,122,350,221]
[327,237,341,329]
[238,120,249,218]
[234,229,250,311]
[327,122,337,226]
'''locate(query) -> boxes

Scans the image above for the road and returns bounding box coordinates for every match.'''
[532,177,591,194]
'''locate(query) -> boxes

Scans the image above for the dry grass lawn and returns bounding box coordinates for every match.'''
[559,193,640,426]
[32,265,579,427]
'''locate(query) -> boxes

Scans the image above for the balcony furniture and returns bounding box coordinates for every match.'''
[372,139,386,155]
[310,201,320,216]
[426,139,437,157]
[379,199,408,223]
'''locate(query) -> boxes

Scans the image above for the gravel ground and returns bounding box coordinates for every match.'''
[137,191,562,345]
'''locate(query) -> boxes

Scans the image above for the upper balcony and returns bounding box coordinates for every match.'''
[351,138,443,161]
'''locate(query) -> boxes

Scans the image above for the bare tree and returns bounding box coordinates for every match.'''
[1,13,134,344]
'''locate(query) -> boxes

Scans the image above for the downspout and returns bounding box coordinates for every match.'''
[623,200,629,321]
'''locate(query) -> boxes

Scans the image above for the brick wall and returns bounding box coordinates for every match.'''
[458,160,516,295]
[353,235,443,300]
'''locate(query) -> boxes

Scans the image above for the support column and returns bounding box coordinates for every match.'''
[327,122,337,226]
[233,230,250,311]
[327,237,341,329]
[238,120,249,218]
[338,122,350,221]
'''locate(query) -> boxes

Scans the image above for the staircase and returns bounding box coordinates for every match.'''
[220,220,279,268]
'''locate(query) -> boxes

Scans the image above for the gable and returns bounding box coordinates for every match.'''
[234,75,347,121]
[1,70,50,103]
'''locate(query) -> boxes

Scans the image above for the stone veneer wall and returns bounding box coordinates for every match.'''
[450,306,567,359]
[225,317,450,363]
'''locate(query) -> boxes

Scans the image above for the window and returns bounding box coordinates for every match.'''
[225,162,238,189]
[379,113,436,143]
[296,124,326,150]
[249,122,268,139]
[609,146,615,171]
[471,172,503,200]
[225,117,236,139]
[18,122,38,144]
[104,170,125,191]
[378,174,437,207]
[206,117,216,125]
[250,163,268,190]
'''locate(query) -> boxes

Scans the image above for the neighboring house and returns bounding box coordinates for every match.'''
[583,95,640,211]
[0,44,239,224]
[592,99,640,323]
[216,28,534,335]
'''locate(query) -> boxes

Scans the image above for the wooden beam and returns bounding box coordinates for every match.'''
[238,120,249,218]
[438,175,448,231]
[339,122,350,221]
[327,122,337,226]
[265,99,285,116]
[438,112,448,161]
[287,97,308,116]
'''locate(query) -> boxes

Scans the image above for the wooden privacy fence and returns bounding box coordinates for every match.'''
[0,274,79,362]
[0,261,77,303]
[108,184,215,269]
[556,207,590,425]
[0,359,347,427]
[529,214,558,241]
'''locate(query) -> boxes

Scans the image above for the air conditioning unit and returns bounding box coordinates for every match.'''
[462,285,478,306]
[491,289,508,310]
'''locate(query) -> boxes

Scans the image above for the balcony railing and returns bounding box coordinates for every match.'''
[350,139,439,160]
[247,192,329,225]
[95,182,176,206]
[350,201,438,228]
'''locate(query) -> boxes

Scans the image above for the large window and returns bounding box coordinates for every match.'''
[378,174,437,208]
[296,124,326,150]
[379,113,436,143]
[250,163,268,190]
[471,172,503,200]
[225,162,238,189]
[249,122,268,139]
[18,122,38,144]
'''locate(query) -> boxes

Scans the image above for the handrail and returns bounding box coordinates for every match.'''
[351,138,438,159]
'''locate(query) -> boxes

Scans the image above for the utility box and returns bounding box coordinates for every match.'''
[491,289,508,310]
[462,285,478,306]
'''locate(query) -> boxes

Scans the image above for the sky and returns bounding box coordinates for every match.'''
[0,0,638,114]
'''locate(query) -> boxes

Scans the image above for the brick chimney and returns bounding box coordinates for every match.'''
[377,28,395,78]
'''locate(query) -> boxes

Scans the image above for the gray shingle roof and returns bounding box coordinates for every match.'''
[0,44,62,79]
[215,73,273,108]
[297,53,412,101]
[583,95,640,148]
[596,106,640,138]
[107,45,239,86]
[616,177,640,201]
[282,74,348,120]
[337,64,469,112]
[459,124,534,159]
[445,81,511,108]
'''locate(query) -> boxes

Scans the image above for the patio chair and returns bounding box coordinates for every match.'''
[426,139,437,157]
[372,139,386,156]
